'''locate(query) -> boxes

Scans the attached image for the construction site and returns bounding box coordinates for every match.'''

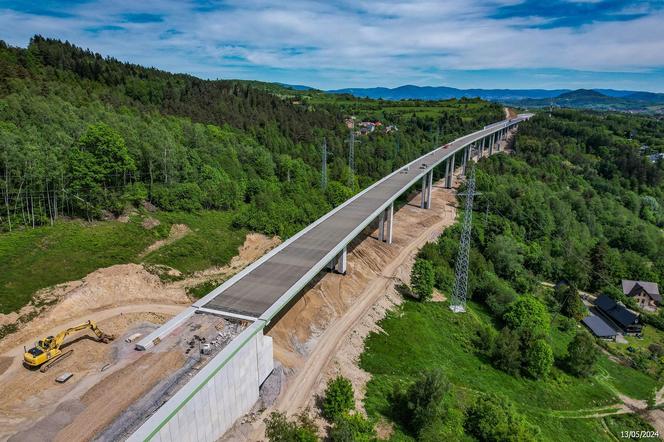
[0,121,520,442]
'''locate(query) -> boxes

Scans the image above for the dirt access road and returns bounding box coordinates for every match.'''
[221,129,519,441]
[276,185,455,416]
[230,171,464,441]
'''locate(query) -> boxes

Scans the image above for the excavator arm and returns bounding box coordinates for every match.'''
[23,320,115,369]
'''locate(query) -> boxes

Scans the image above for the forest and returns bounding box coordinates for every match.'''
[0,36,502,237]
[351,110,664,442]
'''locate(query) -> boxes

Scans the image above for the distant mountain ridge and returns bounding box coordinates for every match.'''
[278,84,664,112]
[320,84,662,100]
[326,84,568,100]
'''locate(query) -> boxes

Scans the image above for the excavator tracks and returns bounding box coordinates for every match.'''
[40,349,74,373]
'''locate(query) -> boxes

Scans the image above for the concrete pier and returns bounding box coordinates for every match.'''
[386,202,393,243]
[420,174,427,208]
[446,154,456,188]
[426,171,433,209]
[336,247,347,274]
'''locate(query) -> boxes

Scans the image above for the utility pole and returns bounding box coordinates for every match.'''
[321,138,328,190]
[450,165,480,313]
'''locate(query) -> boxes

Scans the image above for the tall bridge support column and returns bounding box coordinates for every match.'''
[378,210,385,241]
[444,158,451,188]
[426,171,433,209]
[420,174,427,208]
[335,247,347,274]
[446,154,456,188]
[462,146,468,176]
[385,202,394,243]
[328,246,347,273]
[378,203,394,243]
[489,133,495,155]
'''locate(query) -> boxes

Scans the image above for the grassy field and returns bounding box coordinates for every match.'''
[603,414,660,441]
[144,211,247,274]
[359,299,660,441]
[606,324,664,380]
[0,210,246,314]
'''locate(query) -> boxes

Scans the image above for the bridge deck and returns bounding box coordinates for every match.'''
[201,116,529,319]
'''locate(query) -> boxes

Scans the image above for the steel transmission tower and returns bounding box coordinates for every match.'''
[450,165,479,313]
[321,138,328,189]
[348,127,355,187]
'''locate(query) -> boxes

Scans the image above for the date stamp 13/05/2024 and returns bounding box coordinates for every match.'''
[619,430,659,439]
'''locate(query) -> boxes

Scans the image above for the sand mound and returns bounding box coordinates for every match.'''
[0,264,189,353]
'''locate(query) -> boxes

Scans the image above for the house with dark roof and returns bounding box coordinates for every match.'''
[582,313,617,340]
[622,280,661,312]
[595,294,642,335]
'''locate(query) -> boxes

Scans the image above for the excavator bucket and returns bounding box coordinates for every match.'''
[99,333,115,344]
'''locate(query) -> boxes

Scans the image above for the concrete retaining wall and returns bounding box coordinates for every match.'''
[128,320,273,442]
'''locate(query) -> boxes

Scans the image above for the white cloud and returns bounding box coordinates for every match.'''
[0,0,663,88]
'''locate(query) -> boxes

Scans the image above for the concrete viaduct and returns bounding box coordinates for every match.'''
[128,114,532,442]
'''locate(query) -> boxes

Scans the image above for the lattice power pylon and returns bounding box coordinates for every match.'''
[348,127,355,187]
[450,165,479,313]
[321,138,328,189]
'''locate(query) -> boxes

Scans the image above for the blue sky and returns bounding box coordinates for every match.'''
[1,0,664,91]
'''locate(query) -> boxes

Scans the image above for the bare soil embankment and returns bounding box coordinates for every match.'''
[224,176,462,441]
[0,232,278,441]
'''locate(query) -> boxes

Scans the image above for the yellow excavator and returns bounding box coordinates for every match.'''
[23,320,114,372]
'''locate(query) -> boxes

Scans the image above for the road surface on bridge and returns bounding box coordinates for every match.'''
[197,115,531,320]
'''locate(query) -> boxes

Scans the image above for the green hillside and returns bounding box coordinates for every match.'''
[359,110,664,441]
[0,36,502,314]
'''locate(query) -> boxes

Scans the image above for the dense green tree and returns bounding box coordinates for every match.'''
[390,369,452,437]
[524,339,554,379]
[554,282,587,321]
[325,181,354,207]
[491,327,522,376]
[322,376,355,420]
[503,296,550,340]
[405,370,450,435]
[486,235,526,282]
[411,259,435,301]
[264,411,319,442]
[74,124,131,186]
[477,271,518,316]
[465,393,538,442]
[565,330,600,377]
[329,412,376,442]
